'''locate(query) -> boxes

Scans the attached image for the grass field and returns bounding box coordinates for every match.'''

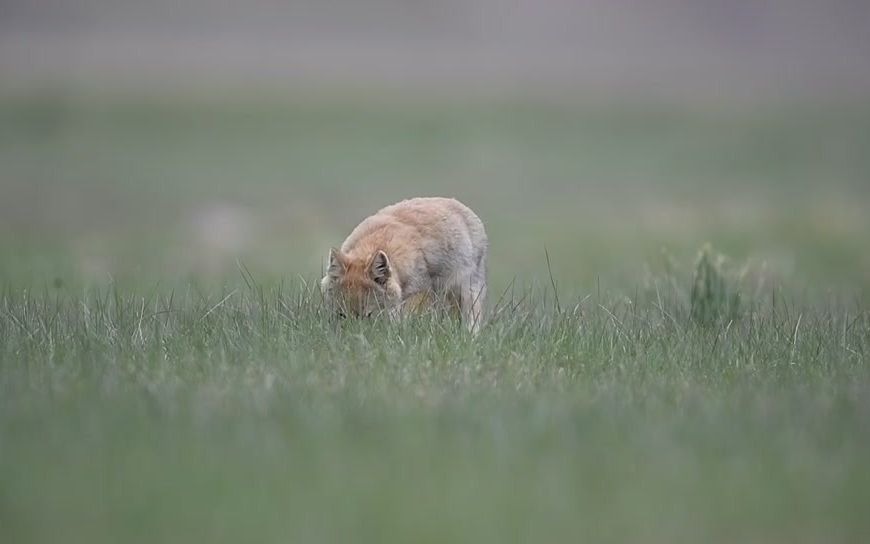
[1,92,869,543]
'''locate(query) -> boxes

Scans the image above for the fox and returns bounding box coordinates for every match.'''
[320,197,488,333]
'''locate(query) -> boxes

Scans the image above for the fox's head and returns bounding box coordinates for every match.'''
[320,248,402,318]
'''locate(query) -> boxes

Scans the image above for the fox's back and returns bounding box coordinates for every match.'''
[340,198,487,267]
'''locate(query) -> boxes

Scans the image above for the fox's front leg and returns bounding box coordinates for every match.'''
[387,306,402,323]
[402,292,433,314]
[391,292,432,323]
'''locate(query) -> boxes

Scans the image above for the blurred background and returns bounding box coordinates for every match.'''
[2,0,869,293]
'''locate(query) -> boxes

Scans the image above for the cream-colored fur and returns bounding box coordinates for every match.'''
[320,197,488,333]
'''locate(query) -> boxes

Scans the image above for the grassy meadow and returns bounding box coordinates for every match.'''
[1,91,869,543]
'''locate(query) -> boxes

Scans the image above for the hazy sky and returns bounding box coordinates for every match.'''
[2,0,869,99]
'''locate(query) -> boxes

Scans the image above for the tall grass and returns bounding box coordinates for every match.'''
[1,269,868,543]
[2,275,865,396]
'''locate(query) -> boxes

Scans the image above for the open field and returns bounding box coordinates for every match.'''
[1,93,869,543]
[2,93,869,291]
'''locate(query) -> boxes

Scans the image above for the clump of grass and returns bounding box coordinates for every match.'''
[690,243,741,326]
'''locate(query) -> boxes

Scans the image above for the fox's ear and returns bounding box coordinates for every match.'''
[370,250,391,285]
[327,248,346,279]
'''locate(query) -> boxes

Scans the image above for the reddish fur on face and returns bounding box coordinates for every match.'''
[324,248,399,317]
[338,258,378,313]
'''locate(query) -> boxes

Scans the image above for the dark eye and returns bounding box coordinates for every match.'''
[337,310,347,319]
[365,310,374,318]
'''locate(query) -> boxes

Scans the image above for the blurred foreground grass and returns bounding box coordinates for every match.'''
[1,281,869,544]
